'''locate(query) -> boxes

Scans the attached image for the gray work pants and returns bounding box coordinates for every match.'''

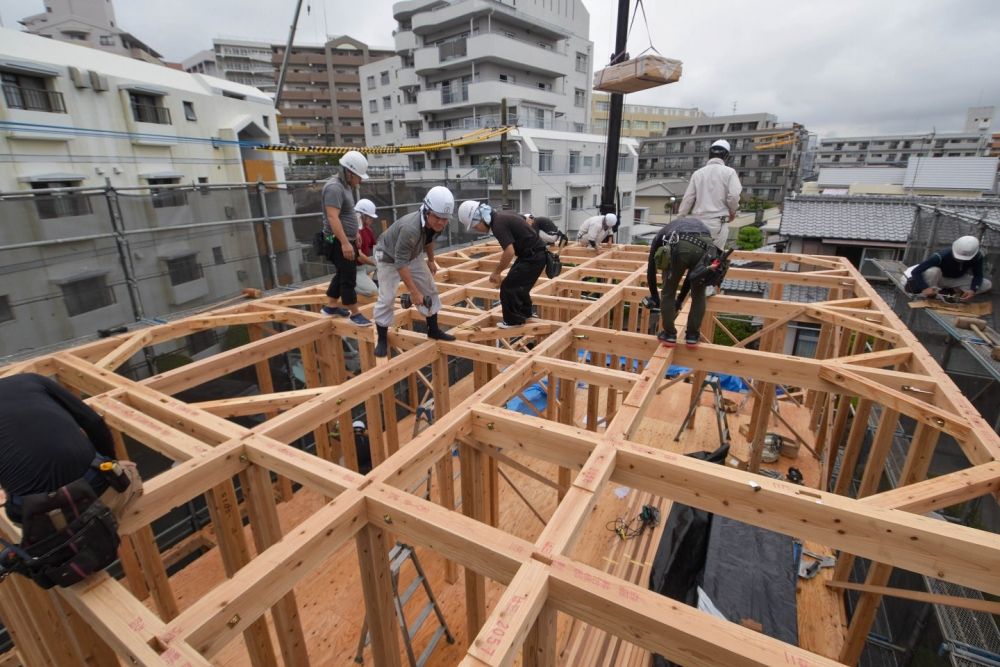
[373,252,441,327]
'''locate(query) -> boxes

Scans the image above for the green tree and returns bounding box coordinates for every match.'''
[737,226,763,250]
[713,316,756,346]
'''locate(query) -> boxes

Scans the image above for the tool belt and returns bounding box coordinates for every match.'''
[1,478,120,589]
[674,233,712,252]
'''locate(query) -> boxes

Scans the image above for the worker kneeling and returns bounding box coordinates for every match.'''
[459,200,548,328]
[0,373,143,588]
[373,186,457,358]
[904,235,992,301]
[648,217,716,348]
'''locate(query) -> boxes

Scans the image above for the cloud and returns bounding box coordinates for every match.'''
[2,0,997,138]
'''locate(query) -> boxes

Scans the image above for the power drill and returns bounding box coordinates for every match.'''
[98,460,131,492]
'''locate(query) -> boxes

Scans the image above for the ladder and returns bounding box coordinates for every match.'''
[354,542,455,666]
[674,375,732,447]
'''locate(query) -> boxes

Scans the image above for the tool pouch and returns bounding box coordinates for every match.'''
[14,479,120,589]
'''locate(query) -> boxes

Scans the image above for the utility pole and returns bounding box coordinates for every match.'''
[500,97,510,209]
[599,0,630,226]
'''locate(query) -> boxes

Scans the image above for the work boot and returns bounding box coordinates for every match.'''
[374,325,389,358]
[426,314,455,342]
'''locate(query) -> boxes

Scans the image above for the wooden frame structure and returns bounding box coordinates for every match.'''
[1,243,999,667]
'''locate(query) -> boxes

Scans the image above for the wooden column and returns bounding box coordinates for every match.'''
[356,524,403,667]
[459,441,488,637]
[432,353,459,583]
[523,602,557,667]
[250,324,294,499]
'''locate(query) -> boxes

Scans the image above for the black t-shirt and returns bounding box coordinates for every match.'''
[0,373,114,500]
[490,211,546,258]
[532,216,559,237]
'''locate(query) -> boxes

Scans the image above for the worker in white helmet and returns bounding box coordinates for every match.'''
[676,139,743,250]
[353,198,379,298]
[320,150,372,325]
[904,235,992,301]
[372,186,457,357]
[576,213,617,250]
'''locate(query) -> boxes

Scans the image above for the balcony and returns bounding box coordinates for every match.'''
[2,85,66,113]
[411,0,565,40]
[394,30,418,52]
[397,67,419,89]
[132,103,171,125]
[417,80,565,114]
[414,33,567,77]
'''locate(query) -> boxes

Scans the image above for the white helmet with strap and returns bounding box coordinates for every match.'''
[340,150,369,180]
[422,186,455,218]
[354,198,377,218]
[458,200,492,231]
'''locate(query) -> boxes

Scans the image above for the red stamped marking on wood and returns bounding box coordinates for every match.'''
[477,594,524,656]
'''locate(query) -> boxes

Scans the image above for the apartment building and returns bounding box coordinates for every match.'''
[637,113,809,203]
[591,92,702,138]
[183,39,276,92]
[815,132,992,170]
[353,1,636,232]
[0,29,297,357]
[19,0,162,64]
[272,37,394,148]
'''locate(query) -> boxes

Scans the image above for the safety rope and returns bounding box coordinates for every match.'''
[256,125,516,155]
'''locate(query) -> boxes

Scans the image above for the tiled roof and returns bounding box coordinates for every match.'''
[780,196,916,242]
[762,284,830,303]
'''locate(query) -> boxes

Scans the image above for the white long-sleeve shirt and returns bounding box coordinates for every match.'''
[677,158,743,249]
[576,215,612,246]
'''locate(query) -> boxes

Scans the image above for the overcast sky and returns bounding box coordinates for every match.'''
[2,0,997,138]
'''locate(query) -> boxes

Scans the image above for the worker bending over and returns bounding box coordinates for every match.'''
[353,198,379,298]
[372,186,457,357]
[577,213,617,250]
[459,201,548,328]
[904,235,992,301]
[647,217,715,348]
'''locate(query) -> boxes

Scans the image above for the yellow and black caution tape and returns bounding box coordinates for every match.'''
[257,125,516,156]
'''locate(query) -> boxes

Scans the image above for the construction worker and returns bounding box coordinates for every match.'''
[320,150,372,326]
[904,235,992,300]
[352,420,373,474]
[354,198,379,298]
[677,139,742,250]
[372,186,457,357]
[0,373,142,524]
[459,201,547,328]
[647,217,714,348]
[577,213,616,250]
[525,214,569,247]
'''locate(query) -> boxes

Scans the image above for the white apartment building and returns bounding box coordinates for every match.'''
[0,29,297,358]
[357,0,636,234]
[182,39,276,93]
[19,0,163,64]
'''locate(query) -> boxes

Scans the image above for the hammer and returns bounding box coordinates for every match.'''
[954,317,1000,360]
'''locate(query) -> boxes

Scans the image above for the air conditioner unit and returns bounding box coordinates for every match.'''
[69,67,91,89]
[89,71,109,91]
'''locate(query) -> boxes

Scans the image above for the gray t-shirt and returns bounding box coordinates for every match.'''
[321,175,359,241]
[374,210,439,269]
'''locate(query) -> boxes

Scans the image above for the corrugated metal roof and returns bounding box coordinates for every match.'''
[903,157,999,191]
[817,168,905,187]
[779,196,916,242]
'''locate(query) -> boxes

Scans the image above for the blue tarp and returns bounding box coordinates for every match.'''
[506,379,549,415]
[667,365,751,393]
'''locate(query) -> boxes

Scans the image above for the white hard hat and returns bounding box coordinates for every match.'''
[352,420,366,430]
[340,150,369,180]
[711,139,731,153]
[952,235,980,261]
[354,198,377,218]
[603,213,617,227]
[458,200,492,231]
[423,186,455,218]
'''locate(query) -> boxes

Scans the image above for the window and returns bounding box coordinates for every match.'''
[538,150,553,172]
[382,95,391,110]
[166,254,203,286]
[791,324,820,358]
[99,35,115,46]
[212,246,224,265]
[595,101,609,112]
[384,120,393,133]
[380,71,390,85]
[571,195,583,210]
[62,275,115,316]
[129,91,171,124]
[569,151,580,173]
[148,178,186,208]
[583,156,593,167]
[366,75,375,89]
[183,101,196,121]
[592,194,599,208]
[546,197,562,218]
[0,295,12,323]
[262,115,270,129]
[574,88,585,107]
[575,52,588,73]
[371,123,380,136]
[2,71,66,113]
[369,99,377,112]
[30,180,92,218]
[622,191,633,208]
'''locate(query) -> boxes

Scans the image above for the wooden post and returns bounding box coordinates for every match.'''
[459,441,488,636]
[355,524,403,667]
[432,353,459,583]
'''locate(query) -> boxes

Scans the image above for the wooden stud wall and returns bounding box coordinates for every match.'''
[1,243,998,666]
